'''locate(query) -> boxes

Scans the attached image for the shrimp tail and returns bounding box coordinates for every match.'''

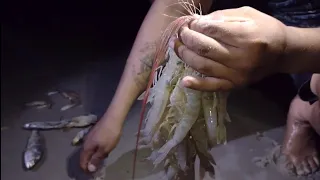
[166,165,178,180]
[153,140,177,166]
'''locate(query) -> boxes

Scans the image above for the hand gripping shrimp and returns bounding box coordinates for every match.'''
[153,67,202,166]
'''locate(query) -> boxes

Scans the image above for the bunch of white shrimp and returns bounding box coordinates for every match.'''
[137,48,231,179]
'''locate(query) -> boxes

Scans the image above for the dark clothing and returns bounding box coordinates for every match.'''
[268,0,320,104]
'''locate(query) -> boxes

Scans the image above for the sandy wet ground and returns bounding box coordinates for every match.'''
[2,58,319,180]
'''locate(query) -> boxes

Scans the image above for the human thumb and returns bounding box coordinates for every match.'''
[87,148,108,172]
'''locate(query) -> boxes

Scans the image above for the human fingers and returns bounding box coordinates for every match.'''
[189,17,253,46]
[87,148,109,172]
[310,73,320,97]
[169,37,240,82]
[181,75,235,91]
[178,26,236,61]
[80,143,96,172]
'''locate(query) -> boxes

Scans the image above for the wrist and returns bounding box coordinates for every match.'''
[100,107,125,129]
[279,26,320,74]
[278,26,299,74]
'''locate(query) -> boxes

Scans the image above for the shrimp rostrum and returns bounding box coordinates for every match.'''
[132,0,232,179]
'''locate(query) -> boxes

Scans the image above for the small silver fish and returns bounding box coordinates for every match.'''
[60,91,82,111]
[72,127,91,146]
[65,114,98,128]
[60,102,81,111]
[23,114,98,130]
[47,90,59,96]
[25,101,51,109]
[23,120,70,130]
[23,130,44,170]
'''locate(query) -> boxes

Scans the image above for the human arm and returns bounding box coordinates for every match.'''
[80,0,212,172]
[281,27,320,74]
[101,0,212,128]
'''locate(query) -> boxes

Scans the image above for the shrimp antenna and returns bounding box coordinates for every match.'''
[175,9,188,16]
[163,13,179,19]
[198,3,202,15]
[179,0,194,15]
[191,0,197,14]
[165,1,192,16]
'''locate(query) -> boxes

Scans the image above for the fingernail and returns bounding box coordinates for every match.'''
[88,163,97,172]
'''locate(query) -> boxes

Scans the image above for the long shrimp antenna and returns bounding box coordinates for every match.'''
[175,9,188,16]
[163,13,180,19]
[179,0,194,15]
[132,1,202,179]
[165,1,193,16]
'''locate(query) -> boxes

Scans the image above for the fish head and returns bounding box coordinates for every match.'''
[23,124,32,129]
[24,149,42,169]
[24,151,36,169]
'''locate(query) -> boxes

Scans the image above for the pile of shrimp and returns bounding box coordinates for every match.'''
[133,0,231,179]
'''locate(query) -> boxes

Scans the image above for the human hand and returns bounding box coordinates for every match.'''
[282,95,320,176]
[171,6,288,91]
[80,115,122,173]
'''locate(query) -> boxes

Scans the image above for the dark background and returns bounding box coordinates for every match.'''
[1,0,152,117]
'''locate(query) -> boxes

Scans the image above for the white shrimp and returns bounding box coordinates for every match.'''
[153,68,202,166]
[139,55,178,141]
[202,92,218,147]
[168,78,186,115]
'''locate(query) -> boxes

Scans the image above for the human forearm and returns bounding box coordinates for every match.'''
[103,0,211,127]
[280,27,320,74]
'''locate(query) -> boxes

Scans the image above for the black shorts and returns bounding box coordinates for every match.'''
[294,74,319,104]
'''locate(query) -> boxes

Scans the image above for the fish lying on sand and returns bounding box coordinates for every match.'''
[23,130,44,170]
[46,90,59,96]
[23,114,98,130]
[72,126,92,146]
[25,101,52,109]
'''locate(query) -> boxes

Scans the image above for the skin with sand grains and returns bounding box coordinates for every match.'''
[132,42,157,88]
[282,74,320,176]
